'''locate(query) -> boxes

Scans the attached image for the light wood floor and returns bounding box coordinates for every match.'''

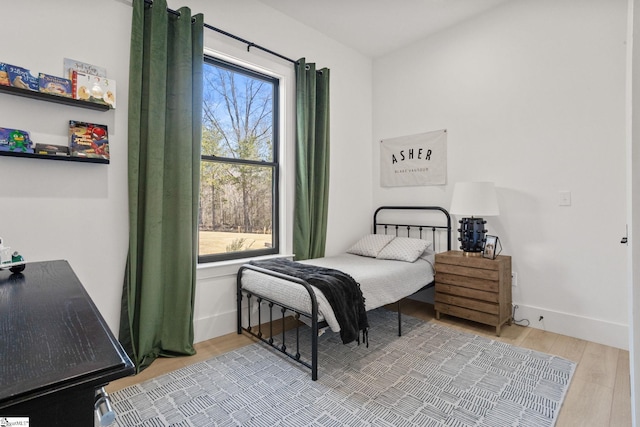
[108,299,632,426]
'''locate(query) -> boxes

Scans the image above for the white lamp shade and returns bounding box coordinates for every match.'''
[450,182,500,217]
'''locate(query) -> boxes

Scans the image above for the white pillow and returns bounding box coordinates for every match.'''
[376,237,432,262]
[346,234,395,258]
[419,246,436,265]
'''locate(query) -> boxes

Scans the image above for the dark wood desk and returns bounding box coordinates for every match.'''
[0,260,134,426]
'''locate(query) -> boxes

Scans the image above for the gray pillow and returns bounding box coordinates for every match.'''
[346,234,395,257]
[376,237,432,262]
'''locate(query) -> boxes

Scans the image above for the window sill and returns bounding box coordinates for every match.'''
[196,253,294,280]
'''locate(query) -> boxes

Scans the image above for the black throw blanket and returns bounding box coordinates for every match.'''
[249,259,369,346]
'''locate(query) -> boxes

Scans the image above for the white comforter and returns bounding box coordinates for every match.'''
[240,253,435,332]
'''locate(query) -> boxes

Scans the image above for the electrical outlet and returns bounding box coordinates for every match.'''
[558,190,571,206]
[512,271,518,287]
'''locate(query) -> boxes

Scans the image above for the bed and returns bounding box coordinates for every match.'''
[236,206,452,380]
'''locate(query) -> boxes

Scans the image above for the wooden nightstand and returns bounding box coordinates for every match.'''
[434,250,512,336]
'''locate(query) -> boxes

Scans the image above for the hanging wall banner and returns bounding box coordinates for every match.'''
[380,129,447,187]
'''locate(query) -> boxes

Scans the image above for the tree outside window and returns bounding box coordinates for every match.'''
[199,57,279,262]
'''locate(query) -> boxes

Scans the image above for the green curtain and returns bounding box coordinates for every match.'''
[293,59,331,261]
[119,0,204,373]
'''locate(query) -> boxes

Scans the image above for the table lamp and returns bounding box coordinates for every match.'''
[450,182,499,255]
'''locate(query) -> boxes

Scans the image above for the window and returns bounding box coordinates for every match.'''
[199,56,279,263]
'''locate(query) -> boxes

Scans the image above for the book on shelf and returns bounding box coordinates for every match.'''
[69,120,109,160]
[38,73,72,98]
[0,127,34,153]
[63,58,106,80]
[5,64,38,91]
[35,143,69,157]
[0,63,9,86]
[71,70,116,109]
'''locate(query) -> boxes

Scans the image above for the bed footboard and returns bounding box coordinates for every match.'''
[236,264,412,381]
[237,263,321,380]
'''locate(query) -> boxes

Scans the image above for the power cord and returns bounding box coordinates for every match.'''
[512,304,529,327]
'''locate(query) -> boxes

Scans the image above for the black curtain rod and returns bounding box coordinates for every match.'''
[142,0,297,65]
[203,23,297,65]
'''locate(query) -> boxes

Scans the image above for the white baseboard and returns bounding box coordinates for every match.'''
[194,301,261,343]
[194,309,238,343]
[408,292,629,350]
[193,297,629,351]
[514,303,628,350]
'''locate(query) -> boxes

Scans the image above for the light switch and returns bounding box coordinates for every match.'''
[558,191,571,206]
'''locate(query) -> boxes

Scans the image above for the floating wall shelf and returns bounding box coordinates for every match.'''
[0,150,109,164]
[0,84,111,111]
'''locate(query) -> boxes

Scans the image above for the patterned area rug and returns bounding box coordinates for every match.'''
[109,309,575,426]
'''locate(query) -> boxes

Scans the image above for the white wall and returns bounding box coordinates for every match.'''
[0,0,132,334]
[373,0,629,349]
[627,0,640,421]
[0,0,373,341]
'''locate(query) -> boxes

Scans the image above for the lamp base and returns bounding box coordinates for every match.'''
[457,217,487,253]
[463,251,482,257]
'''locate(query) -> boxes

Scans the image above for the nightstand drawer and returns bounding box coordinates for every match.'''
[435,263,500,281]
[435,282,499,303]
[435,272,499,293]
[435,302,499,326]
[434,293,499,315]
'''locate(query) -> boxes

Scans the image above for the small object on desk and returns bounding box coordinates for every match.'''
[0,237,25,273]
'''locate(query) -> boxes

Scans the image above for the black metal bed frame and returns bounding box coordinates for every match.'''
[236,206,451,380]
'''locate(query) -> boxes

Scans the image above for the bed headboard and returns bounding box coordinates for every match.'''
[373,206,452,253]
